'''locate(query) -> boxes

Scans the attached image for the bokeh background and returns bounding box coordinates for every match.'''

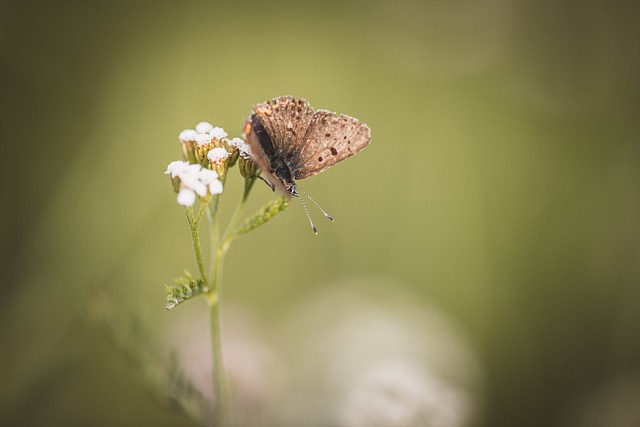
[2,0,640,426]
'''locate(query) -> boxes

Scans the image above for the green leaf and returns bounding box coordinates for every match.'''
[233,196,290,236]
[165,272,208,310]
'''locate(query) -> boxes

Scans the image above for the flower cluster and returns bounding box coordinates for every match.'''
[166,121,259,206]
[165,161,223,206]
[178,121,232,172]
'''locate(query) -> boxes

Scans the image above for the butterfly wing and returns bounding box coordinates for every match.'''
[252,96,315,158]
[293,110,371,180]
[244,116,290,195]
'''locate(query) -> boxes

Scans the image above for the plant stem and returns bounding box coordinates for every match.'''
[206,184,231,426]
[207,284,230,426]
[204,176,255,426]
[223,178,255,248]
[186,206,207,283]
[207,194,221,283]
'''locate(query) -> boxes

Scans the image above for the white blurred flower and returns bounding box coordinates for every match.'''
[275,279,481,427]
[207,147,231,164]
[209,126,228,139]
[165,160,190,178]
[198,168,219,183]
[340,361,471,427]
[195,121,214,134]
[208,180,223,195]
[176,188,197,206]
[178,129,198,142]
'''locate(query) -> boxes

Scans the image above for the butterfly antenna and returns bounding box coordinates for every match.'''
[297,195,318,234]
[298,187,334,222]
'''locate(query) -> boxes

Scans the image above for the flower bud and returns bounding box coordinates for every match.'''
[227,149,240,168]
[239,157,259,179]
[207,147,231,178]
[179,129,198,163]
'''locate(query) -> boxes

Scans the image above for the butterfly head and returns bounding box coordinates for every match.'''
[273,165,297,196]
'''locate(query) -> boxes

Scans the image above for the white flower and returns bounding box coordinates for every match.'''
[229,137,251,158]
[208,179,223,195]
[186,163,203,175]
[165,160,224,206]
[195,121,214,134]
[228,137,245,148]
[176,188,197,206]
[195,133,213,146]
[198,168,219,184]
[179,171,207,197]
[179,129,198,142]
[165,160,190,177]
[209,127,228,139]
[207,147,231,164]
[198,168,223,194]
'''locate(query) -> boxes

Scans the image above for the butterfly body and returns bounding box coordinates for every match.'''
[246,96,371,196]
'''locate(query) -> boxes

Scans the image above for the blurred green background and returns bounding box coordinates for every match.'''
[2,0,640,426]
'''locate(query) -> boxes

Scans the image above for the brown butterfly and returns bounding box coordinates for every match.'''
[244,96,371,232]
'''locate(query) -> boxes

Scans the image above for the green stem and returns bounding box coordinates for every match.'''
[207,242,231,426]
[207,282,230,426]
[204,176,256,426]
[207,172,227,282]
[223,178,256,248]
[207,194,221,284]
[185,206,207,283]
[205,173,232,426]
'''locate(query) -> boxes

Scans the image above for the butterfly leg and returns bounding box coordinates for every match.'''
[257,175,275,191]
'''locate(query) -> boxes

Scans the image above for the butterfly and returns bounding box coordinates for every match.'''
[244,96,371,232]
[245,96,371,196]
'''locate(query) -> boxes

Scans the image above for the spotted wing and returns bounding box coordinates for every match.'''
[244,117,290,195]
[293,110,371,180]
[251,96,315,157]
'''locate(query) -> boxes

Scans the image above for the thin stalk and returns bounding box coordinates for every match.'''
[207,172,227,282]
[207,193,222,284]
[185,206,207,283]
[205,172,232,426]
[223,178,256,248]
[208,246,231,426]
[204,175,256,426]
[207,248,230,426]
